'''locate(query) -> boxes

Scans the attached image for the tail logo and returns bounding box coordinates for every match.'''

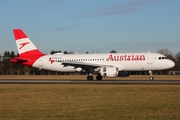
[19,42,30,50]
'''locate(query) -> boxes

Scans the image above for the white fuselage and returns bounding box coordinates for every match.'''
[32,52,175,72]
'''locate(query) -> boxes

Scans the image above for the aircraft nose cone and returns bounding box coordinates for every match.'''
[169,60,175,68]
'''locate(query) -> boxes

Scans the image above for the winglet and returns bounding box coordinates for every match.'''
[13,29,28,40]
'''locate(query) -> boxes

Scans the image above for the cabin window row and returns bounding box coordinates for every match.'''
[55,58,105,62]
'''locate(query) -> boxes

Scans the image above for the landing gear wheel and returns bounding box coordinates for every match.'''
[96,74,102,80]
[87,75,93,80]
[149,70,154,81]
[149,77,154,81]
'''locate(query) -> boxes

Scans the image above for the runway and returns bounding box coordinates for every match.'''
[0,80,180,84]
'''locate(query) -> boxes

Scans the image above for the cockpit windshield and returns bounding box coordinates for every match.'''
[159,57,168,60]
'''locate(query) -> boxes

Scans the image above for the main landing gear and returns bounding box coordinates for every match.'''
[87,74,102,80]
[87,74,93,80]
[96,74,102,80]
[149,70,154,81]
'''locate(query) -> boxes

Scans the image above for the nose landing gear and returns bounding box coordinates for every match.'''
[149,70,154,81]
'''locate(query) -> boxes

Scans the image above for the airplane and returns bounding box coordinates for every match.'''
[11,29,175,81]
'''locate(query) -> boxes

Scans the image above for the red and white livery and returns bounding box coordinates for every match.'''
[11,29,175,80]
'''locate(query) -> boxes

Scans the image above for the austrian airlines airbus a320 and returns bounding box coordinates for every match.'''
[11,29,175,80]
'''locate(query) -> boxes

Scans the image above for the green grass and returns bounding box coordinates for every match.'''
[0,84,180,120]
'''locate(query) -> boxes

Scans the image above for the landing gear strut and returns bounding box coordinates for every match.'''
[149,70,154,81]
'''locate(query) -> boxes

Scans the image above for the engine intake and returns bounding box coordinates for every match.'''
[100,67,118,77]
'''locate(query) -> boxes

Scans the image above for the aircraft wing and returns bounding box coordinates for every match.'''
[60,61,113,70]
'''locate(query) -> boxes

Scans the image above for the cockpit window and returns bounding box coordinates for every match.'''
[159,57,168,60]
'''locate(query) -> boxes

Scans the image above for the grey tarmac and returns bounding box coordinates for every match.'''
[0,80,180,84]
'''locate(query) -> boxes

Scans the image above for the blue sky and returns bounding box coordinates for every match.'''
[0,0,180,55]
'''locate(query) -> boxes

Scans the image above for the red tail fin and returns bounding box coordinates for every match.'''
[14,29,28,40]
[12,29,45,66]
[13,29,44,57]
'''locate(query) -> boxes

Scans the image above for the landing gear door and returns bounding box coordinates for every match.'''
[147,54,153,64]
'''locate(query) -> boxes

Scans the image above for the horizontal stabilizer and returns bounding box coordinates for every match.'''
[11,57,30,62]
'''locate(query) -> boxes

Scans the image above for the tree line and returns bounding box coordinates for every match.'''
[0,49,179,75]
